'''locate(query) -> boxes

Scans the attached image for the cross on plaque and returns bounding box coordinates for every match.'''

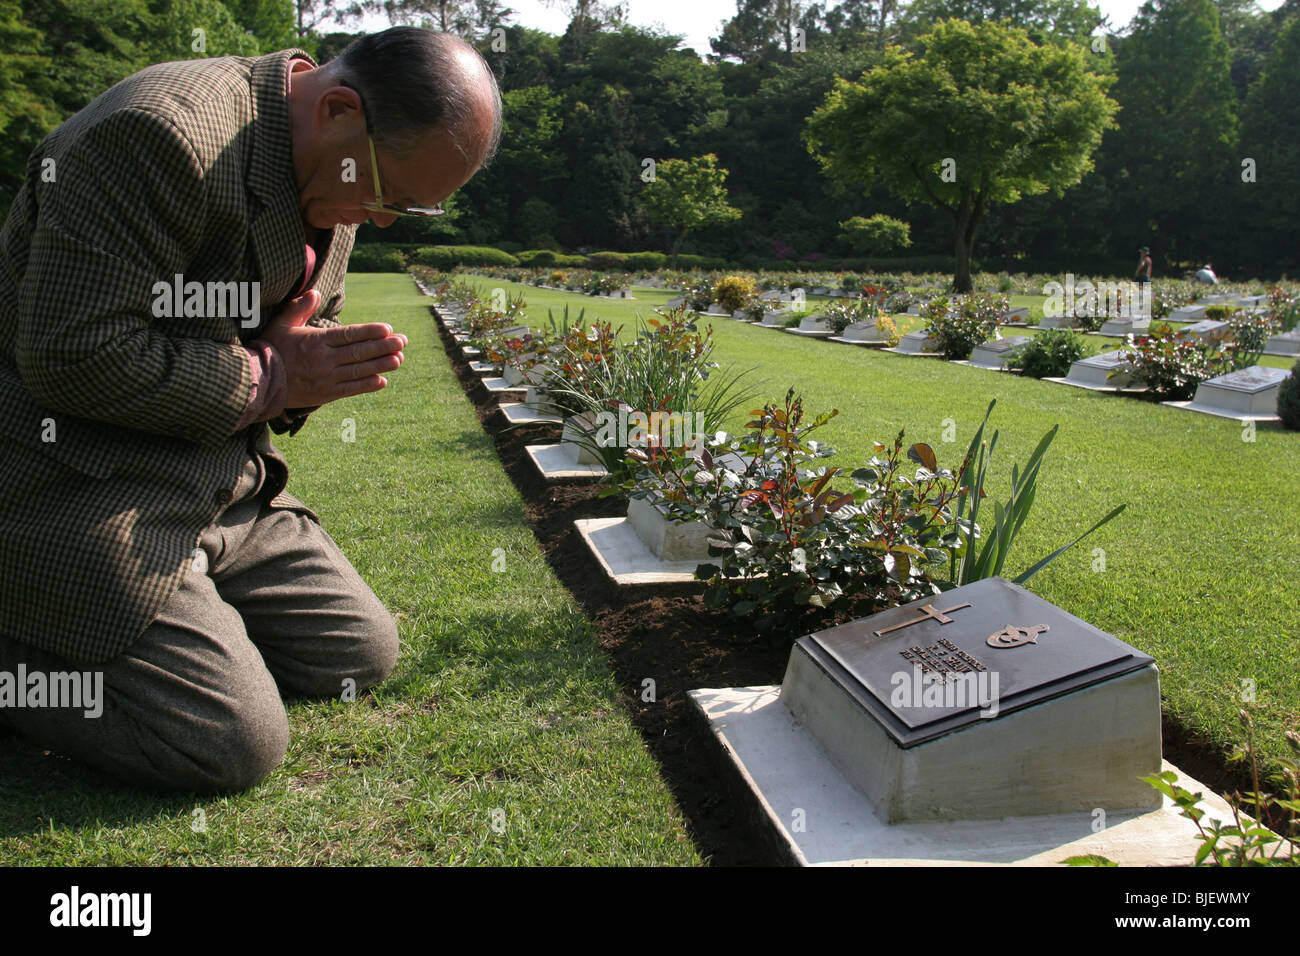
[872,602,972,637]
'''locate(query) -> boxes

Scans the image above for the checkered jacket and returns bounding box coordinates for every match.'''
[0,48,356,664]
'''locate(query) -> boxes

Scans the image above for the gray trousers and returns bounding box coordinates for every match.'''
[0,454,399,793]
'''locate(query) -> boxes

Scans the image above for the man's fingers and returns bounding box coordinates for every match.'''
[332,374,388,400]
[323,322,401,346]
[341,352,403,382]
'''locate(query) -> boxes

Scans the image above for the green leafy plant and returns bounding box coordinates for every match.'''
[623,390,969,631]
[546,307,757,482]
[712,275,759,313]
[822,296,879,335]
[1268,286,1299,332]
[1226,312,1278,354]
[928,293,1004,360]
[1119,324,1258,400]
[1004,329,1090,378]
[948,400,1125,587]
[1279,361,1300,431]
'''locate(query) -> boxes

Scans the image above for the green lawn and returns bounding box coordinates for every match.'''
[460,275,1300,772]
[0,274,699,866]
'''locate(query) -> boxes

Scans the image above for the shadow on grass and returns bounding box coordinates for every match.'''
[0,739,197,839]
[0,601,603,846]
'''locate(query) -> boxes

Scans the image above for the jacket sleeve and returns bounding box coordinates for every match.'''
[13,107,251,447]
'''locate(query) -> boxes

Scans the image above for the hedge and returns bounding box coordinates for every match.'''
[348,245,409,272]
[516,249,591,267]
[409,245,521,269]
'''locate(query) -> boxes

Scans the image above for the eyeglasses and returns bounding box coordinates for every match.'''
[343,82,445,218]
[362,133,445,218]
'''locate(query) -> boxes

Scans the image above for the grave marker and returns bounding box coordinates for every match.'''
[967,335,1032,370]
[1048,349,1141,390]
[1165,364,1288,420]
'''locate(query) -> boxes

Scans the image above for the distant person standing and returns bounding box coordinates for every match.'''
[1195,263,1219,285]
[1135,246,1152,284]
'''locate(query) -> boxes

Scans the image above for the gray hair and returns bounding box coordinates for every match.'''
[329,27,503,167]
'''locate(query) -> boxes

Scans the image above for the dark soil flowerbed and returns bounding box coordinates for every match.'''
[434,307,1259,866]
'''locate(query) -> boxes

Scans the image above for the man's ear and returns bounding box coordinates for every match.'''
[317,85,364,138]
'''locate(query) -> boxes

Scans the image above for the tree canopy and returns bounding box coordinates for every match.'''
[640,154,743,268]
[806,18,1118,289]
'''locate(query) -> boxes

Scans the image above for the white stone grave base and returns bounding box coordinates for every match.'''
[573,517,704,584]
[783,327,833,338]
[499,402,563,426]
[1162,400,1280,422]
[828,336,890,348]
[881,347,944,358]
[1161,366,1286,421]
[690,686,1251,867]
[1043,375,1147,393]
[1036,315,1082,330]
[462,346,481,359]
[1096,317,1151,337]
[481,376,526,393]
[468,361,498,375]
[524,443,609,480]
[1264,331,1300,357]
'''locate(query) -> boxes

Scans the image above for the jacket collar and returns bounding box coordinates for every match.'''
[247,48,329,312]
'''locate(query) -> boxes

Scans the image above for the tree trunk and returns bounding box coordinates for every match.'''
[669,228,686,271]
[953,217,973,293]
[952,187,984,294]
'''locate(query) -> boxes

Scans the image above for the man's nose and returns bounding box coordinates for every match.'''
[369,211,399,228]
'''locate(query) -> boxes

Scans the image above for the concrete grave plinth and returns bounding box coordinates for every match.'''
[1175,320,1228,343]
[572,455,765,584]
[1168,304,1207,324]
[1003,306,1031,324]
[481,376,526,393]
[829,321,893,347]
[1098,315,1151,336]
[1264,329,1300,357]
[468,360,499,375]
[685,576,1261,866]
[691,687,1249,866]
[461,346,481,359]
[756,311,790,328]
[905,304,922,316]
[774,578,1161,825]
[784,314,832,337]
[965,335,1032,370]
[1046,349,1141,391]
[884,328,942,357]
[523,442,609,481]
[1037,313,1082,330]
[625,495,715,563]
[499,401,563,426]
[575,495,719,585]
[1164,364,1288,421]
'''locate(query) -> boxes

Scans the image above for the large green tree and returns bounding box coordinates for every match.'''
[1103,0,1238,270]
[640,154,742,267]
[806,18,1117,290]
[1238,15,1300,273]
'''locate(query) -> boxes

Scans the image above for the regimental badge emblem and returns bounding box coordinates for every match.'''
[986,624,1050,648]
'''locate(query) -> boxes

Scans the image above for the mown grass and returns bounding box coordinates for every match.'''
[461,275,1300,773]
[0,274,699,866]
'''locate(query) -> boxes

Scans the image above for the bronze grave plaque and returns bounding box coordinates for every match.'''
[793,576,1155,747]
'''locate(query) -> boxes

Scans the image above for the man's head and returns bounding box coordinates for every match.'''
[290,28,503,231]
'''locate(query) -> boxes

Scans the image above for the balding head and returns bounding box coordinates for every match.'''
[327,27,502,170]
